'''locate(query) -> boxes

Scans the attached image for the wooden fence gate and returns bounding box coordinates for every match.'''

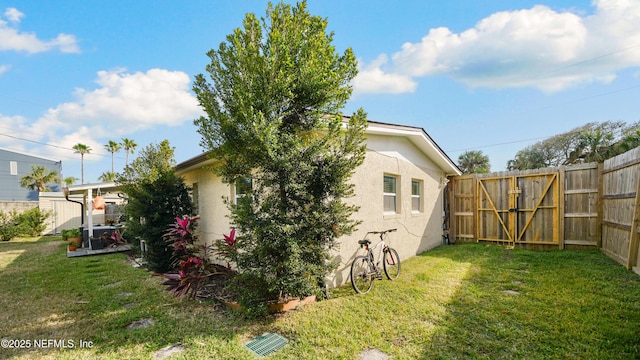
[478,172,559,246]
[449,163,601,250]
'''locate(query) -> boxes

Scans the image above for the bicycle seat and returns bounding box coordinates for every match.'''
[358,239,371,246]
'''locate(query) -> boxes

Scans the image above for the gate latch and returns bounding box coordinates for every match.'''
[509,208,519,212]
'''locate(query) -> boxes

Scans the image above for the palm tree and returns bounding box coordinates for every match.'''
[20,165,58,192]
[457,150,491,174]
[62,176,79,186]
[121,138,137,167]
[104,140,121,173]
[572,130,615,163]
[98,171,117,183]
[72,143,92,184]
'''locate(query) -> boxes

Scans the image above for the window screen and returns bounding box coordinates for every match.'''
[383,175,397,213]
[411,180,421,212]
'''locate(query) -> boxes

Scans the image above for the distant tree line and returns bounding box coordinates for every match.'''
[507,121,640,170]
[456,120,640,174]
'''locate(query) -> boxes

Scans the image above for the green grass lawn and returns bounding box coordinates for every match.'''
[1,237,639,359]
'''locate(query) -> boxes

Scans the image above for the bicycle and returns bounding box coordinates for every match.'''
[350,228,401,294]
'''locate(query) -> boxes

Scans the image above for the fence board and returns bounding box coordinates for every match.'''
[450,176,476,243]
[564,163,600,247]
[602,147,640,270]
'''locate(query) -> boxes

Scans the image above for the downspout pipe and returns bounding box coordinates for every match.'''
[63,187,84,226]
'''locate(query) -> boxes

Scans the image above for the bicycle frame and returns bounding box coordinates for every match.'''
[360,229,396,274]
[362,237,386,273]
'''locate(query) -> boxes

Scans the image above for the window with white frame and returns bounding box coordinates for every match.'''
[383,174,398,213]
[411,179,422,212]
[234,177,252,204]
[10,161,17,176]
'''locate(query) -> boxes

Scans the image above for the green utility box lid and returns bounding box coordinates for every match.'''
[244,333,288,357]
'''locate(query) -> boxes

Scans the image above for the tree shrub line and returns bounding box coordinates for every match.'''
[0,208,52,241]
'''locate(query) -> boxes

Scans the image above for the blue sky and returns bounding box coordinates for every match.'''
[1,0,639,183]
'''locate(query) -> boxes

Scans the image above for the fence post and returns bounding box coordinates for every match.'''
[558,166,565,250]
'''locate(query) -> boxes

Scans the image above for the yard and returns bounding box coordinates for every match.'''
[1,237,639,359]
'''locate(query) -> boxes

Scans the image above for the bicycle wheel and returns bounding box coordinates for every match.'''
[383,247,400,280]
[351,255,374,294]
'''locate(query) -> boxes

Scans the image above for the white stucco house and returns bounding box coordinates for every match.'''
[175,120,461,287]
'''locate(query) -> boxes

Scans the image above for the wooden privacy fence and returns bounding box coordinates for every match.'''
[447,146,640,274]
[601,147,640,273]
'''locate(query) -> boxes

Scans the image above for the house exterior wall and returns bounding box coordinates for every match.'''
[177,134,449,288]
[179,167,233,249]
[328,135,447,286]
[0,148,62,201]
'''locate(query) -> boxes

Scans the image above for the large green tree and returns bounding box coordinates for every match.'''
[193,1,367,310]
[457,150,490,174]
[20,165,58,192]
[116,140,193,273]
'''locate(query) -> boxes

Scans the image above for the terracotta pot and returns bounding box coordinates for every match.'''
[267,295,316,313]
[225,295,317,314]
[67,237,82,247]
[68,244,78,251]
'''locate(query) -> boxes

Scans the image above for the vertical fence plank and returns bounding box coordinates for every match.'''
[559,166,565,249]
[602,147,640,266]
[597,163,604,249]
[626,166,640,271]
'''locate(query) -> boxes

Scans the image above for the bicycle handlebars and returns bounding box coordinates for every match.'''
[358,228,397,247]
[366,228,397,235]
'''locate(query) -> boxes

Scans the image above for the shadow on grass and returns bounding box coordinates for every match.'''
[415,243,640,359]
[0,237,273,359]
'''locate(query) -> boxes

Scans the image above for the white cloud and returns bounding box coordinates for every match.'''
[355,0,640,94]
[0,114,30,150]
[353,55,417,94]
[4,8,23,23]
[47,68,203,133]
[0,64,10,75]
[0,7,80,54]
[0,68,202,162]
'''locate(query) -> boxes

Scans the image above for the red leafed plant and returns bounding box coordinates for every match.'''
[164,215,200,264]
[160,216,238,300]
[160,215,207,298]
[161,257,205,299]
[214,228,238,271]
[100,229,127,247]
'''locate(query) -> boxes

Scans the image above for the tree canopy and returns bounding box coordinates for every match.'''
[116,140,192,273]
[72,143,92,184]
[121,138,138,167]
[193,0,367,312]
[20,165,58,192]
[507,121,640,170]
[104,140,121,173]
[457,150,490,174]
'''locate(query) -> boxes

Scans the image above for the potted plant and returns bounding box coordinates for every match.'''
[68,241,79,251]
[63,228,82,248]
